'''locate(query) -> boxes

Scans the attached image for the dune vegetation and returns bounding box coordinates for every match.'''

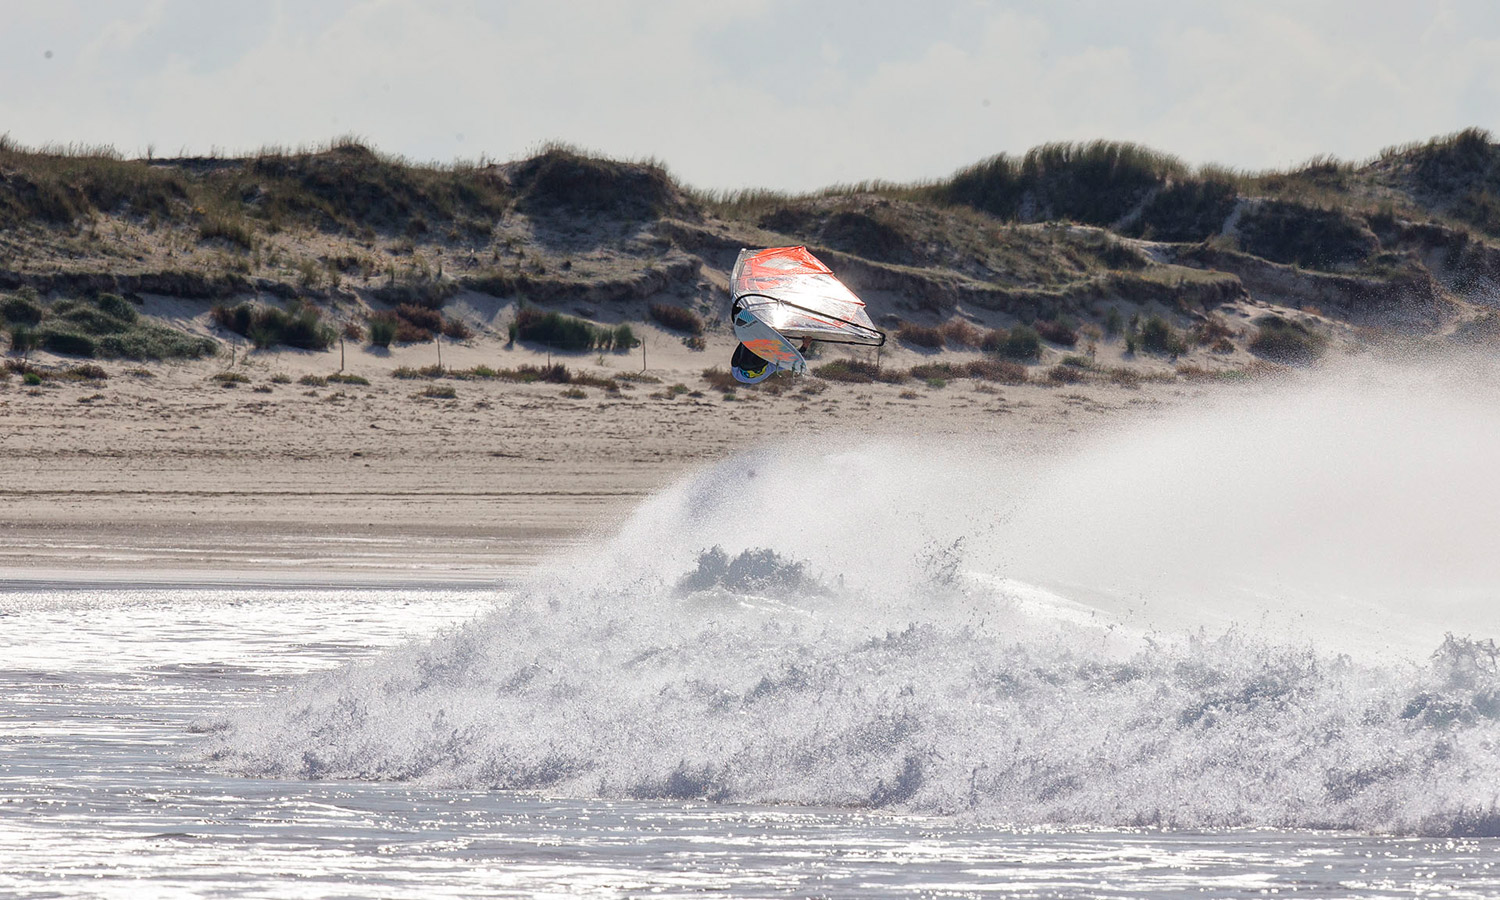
[3,129,1500,373]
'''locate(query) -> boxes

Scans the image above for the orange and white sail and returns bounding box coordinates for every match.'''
[730,246,886,347]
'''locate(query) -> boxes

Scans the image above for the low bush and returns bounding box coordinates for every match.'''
[419,384,456,399]
[812,358,906,383]
[701,367,738,392]
[511,307,588,351]
[211,302,335,350]
[509,307,636,351]
[8,325,39,354]
[506,363,571,383]
[96,327,216,360]
[445,363,573,384]
[909,362,958,380]
[368,314,397,347]
[939,319,985,348]
[996,325,1042,360]
[1249,315,1327,363]
[297,374,327,386]
[1104,307,1124,337]
[1191,316,1236,347]
[1138,315,1187,355]
[571,371,620,391]
[61,363,107,381]
[897,321,945,349]
[54,301,131,336]
[41,330,97,357]
[1034,319,1078,347]
[198,216,256,250]
[327,372,370,385]
[396,303,443,335]
[1,295,44,326]
[964,358,1028,383]
[605,323,637,350]
[96,293,138,324]
[371,278,457,310]
[512,307,593,350]
[649,303,704,335]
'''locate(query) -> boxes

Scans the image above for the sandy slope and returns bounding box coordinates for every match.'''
[0,324,1209,585]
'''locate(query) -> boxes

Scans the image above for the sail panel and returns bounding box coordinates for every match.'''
[731,247,885,346]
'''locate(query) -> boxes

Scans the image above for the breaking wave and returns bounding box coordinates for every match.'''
[206,359,1500,834]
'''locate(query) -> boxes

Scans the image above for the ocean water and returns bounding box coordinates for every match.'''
[11,360,1500,896]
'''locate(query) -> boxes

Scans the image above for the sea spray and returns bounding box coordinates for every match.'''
[206,357,1500,834]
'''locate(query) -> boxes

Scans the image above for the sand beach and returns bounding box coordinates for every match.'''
[0,323,1200,586]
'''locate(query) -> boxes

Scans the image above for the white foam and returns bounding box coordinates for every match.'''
[207,356,1500,834]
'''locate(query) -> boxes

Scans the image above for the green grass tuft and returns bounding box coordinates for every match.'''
[512,306,637,351]
[212,302,335,350]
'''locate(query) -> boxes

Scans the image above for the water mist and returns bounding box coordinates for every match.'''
[206,355,1500,835]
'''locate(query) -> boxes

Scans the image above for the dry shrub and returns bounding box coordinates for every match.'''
[1139,315,1187,355]
[441,318,472,340]
[1249,315,1326,363]
[964,358,1028,383]
[701,367,738,391]
[486,363,572,383]
[649,303,704,335]
[397,303,442,334]
[756,375,799,395]
[909,362,958,380]
[896,321,945,349]
[813,359,873,382]
[571,371,620,391]
[1046,365,1086,384]
[940,319,985,348]
[394,320,429,343]
[1175,364,1217,380]
[979,328,1009,352]
[1191,316,1236,347]
[61,363,108,381]
[1035,319,1079,347]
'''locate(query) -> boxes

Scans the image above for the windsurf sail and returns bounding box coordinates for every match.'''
[730,246,886,348]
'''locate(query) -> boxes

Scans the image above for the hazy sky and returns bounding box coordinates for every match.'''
[4,1,1498,192]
